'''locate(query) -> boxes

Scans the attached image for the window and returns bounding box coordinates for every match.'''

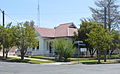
[37,42,39,50]
[47,42,52,53]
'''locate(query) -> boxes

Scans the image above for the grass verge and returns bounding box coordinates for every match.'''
[30,56,55,61]
[72,59,120,64]
[4,56,120,65]
[30,56,94,62]
[4,57,52,64]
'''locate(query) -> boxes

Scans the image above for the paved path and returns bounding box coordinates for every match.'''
[9,56,50,61]
[0,61,120,74]
[9,56,73,65]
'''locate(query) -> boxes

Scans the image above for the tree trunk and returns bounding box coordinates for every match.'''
[89,48,96,58]
[110,49,114,57]
[90,55,93,58]
[5,53,8,58]
[20,48,25,60]
[104,50,107,62]
[64,57,68,62]
[58,56,60,61]
[97,50,100,64]
[21,54,24,60]
[21,51,25,60]
[3,47,5,58]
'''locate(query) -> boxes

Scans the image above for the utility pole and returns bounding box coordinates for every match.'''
[104,6,107,62]
[104,7,107,29]
[2,10,5,58]
[2,11,5,26]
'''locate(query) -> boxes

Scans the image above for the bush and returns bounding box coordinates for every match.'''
[52,39,76,62]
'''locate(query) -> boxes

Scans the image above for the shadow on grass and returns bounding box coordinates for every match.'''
[0,56,52,64]
[7,59,30,63]
[81,61,99,64]
[116,60,120,63]
[0,56,30,63]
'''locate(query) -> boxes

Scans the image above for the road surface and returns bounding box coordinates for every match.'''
[0,61,120,74]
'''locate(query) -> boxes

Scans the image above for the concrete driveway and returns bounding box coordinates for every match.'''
[0,61,120,74]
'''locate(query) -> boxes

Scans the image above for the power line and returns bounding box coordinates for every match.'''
[5,13,19,23]
[0,9,2,12]
[0,9,19,24]
[0,9,36,25]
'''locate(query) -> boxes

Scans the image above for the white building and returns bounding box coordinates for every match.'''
[17,23,77,56]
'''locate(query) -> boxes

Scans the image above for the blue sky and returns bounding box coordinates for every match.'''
[0,0,97,28]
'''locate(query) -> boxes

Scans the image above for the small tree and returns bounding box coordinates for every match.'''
[14,21,38,60]
[0,23,16,58]
[52,39,76,62]
[86,27,114,63]
[0,25,5,57]
[4,23,16,58]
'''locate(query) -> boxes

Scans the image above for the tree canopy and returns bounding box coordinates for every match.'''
[0,23,16,58]
[86,26,114,63]
[13,21,38,60]
[90,0,120,30]
[74,20,104,57]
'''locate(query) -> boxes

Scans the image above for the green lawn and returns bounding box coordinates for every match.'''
[5,57,52,64]
[72,59,120,64]
[1,56,120,64]
[29,60,52,63]
[30,56,120,64]
[30,56,94,61]
[30,56,55,61]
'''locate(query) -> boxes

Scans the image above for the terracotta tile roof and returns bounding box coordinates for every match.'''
[35,23,77,38]
[35,27,55,37]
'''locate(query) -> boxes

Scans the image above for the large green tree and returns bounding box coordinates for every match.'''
[90,0,120,31]
[52,39,76,61]
[74,20,103,57]
[86,27,114,63]
[14,21,38,60]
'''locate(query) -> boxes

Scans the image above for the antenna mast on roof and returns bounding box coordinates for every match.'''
[37,0,40,26]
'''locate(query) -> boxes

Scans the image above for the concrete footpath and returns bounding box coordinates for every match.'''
[10,56,50,61]
[4,55,73,65]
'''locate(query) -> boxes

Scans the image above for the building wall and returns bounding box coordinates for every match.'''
[29,35,50,56]
[29,36,74,56]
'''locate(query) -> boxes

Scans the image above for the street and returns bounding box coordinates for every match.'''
[0,61,120,74]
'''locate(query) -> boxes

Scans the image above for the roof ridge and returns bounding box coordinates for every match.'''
[35,26,54,30]
[60,22,73,25]
[55,22,74,29]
